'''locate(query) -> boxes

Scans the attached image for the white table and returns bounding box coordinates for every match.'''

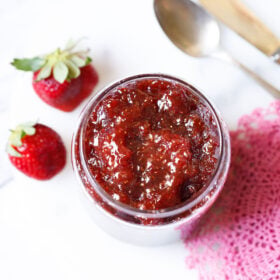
[0,1,279,279]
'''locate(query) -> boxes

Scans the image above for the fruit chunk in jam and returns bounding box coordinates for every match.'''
[84,78,220,210]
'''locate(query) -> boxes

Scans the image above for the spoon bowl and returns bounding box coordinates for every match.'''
[154,0,220,57]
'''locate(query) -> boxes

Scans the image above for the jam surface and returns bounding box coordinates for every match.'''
[84,78,220,210]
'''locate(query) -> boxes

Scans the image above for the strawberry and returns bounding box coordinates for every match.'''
[11,40,98,112]
[7,122,66,180]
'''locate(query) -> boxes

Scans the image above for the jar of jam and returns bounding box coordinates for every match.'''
[72,74,230,245]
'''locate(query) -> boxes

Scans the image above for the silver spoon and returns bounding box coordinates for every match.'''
[154,0,280,98]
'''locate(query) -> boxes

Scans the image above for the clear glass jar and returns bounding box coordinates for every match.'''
[71,74,231,246]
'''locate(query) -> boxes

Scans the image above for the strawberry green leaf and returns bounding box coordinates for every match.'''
[65,60,80,79]
[16,122,36,138]
[85,56,92,65]
[20,121,37,128]
[70,55,86,67]
[36,64,52,81]
[53,61,69,83]
[21,125,36,136]
[64,39,77,51]
[65,37,86,51]
[9,130,23,147]
[11,57,45,72]
[6,145,22,158]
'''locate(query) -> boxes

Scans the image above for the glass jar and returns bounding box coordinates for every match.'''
[72,74,231,246]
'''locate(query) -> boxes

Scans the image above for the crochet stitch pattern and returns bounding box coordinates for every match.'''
[182,101,280,280]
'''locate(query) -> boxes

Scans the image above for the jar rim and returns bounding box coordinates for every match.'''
[73,73,229,219]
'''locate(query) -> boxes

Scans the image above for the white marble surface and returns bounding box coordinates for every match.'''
[0,0,279,279]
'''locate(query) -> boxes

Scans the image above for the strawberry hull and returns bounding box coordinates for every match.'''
[32,65,98,112]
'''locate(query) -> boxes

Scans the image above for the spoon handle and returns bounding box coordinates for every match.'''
[199,0,280,60]
[211,50,280,98]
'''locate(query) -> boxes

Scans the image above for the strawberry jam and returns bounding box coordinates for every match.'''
[82,77,220,211]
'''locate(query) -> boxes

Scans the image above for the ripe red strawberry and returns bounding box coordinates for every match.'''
[11,40,98,112]
[7,122,66,180]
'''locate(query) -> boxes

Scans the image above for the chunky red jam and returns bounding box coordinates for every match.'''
[83,78,220,211]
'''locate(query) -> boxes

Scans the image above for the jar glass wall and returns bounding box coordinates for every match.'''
[72,74,231,245]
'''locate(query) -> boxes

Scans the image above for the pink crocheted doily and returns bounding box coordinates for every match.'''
[182,101,280,280]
